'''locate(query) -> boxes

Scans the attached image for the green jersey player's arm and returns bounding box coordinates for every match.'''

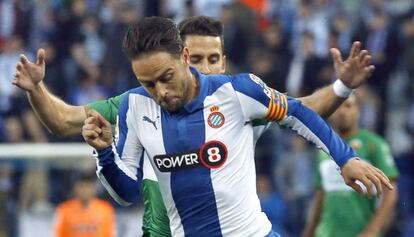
[27,81,124,136]
[297,42,375,119]
[359,136,399,236]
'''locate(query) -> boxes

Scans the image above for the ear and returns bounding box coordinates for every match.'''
[221,55,227,74]
[182,47,190,65]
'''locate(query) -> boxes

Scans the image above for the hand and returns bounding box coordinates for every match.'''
[82,109,113,150]
[331,41,375,89]
[341,158,393,198]
[12,49,46,92]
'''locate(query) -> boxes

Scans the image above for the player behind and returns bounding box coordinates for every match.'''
[81,16,393,236]
[302,95,399,237]
[14,16,375,237]
[54,173,116,237]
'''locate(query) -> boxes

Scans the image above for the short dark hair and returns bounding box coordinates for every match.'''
[178,16,224,51]
[123,17,184,60]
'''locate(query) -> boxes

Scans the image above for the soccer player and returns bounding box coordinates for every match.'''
[81,17,393,236]
[14,16,374,237]
[54,174,116,237]
[302,95,399,237]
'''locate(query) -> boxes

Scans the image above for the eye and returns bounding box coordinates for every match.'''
[209,56,220,64]
[161,73,173,83]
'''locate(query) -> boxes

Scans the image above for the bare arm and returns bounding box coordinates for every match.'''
[299,42,374,119]
[27,82,87,136]
[13,49,87,136]
[299,84,343,119]
[302,188,324,237]
[357,181,398,237]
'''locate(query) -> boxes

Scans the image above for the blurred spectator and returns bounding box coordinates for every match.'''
[68,69,108,106]
[257,175,288,236]
[19,164,52,214]
[54,173,116,237]
[0,163,17,237]
[0,36,48,143]
[276,135,315,237]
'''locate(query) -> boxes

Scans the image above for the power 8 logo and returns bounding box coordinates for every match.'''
[199,140,228,169]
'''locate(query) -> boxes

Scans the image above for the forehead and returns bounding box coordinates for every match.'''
[131,51,178,80]
[184,35,223,55]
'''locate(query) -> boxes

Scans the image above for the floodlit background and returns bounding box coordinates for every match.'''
[0,0,413,236]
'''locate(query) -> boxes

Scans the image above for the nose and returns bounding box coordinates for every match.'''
[156,82,168,98]
[199,61,211,75]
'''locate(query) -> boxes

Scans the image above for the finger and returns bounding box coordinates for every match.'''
[348,181,364,195]
[88,109,111,128]
[373,166,390,181]
[347,41,361,60]
[362,56,372,67]
[364,65,375,76]
[372,167,394,190]
[82,129,99,139]
[330,48,343,64]
[20,54,30,65]
[358,50,369,63]
[14,71,20,78]
[16,62,23,71]
[84,116,98,125]
[37,48,46,66]
[360,177,373,198]
[366,172,383,198]
[83,124,102,134]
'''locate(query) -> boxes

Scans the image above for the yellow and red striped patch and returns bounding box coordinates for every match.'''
[265,90,288,121]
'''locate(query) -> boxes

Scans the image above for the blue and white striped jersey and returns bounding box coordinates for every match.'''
[95,67,356,237]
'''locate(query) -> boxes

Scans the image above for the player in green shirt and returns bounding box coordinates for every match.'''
[303,95,399,237]
[14,15,377,237]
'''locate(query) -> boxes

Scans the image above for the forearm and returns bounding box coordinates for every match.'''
[280,97,357,167]
[302,189,323,237]
[95,144,142,206]
[299,85,345,119]
[26,82,86,136]
[362,182,398,235]
[299,79,356,119]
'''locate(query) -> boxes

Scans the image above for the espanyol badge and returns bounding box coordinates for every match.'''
[207,106,225,128]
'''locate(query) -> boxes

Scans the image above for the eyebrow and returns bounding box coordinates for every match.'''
[139,68,173,83]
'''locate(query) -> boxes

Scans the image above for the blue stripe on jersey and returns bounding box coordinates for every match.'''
[96,90,144,204]
[161,71,222,236]
[286,96,357,167]
[230,73,271,107]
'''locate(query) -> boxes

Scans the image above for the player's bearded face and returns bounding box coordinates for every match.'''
[329,95,360,133]
[132,51,193,112]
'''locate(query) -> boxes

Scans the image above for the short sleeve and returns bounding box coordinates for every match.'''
[231,73,288,122]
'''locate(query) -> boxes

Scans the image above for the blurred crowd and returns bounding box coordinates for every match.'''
[0,0,414,236]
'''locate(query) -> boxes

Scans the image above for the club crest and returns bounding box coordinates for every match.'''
[207,106,225,128]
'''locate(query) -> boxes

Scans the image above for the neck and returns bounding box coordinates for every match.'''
[186,69,200,102]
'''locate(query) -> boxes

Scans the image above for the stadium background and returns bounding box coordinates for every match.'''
[0,0,413,236]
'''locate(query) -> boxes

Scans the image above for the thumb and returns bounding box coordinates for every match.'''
[37,48,46,66]
[330,48,343,65]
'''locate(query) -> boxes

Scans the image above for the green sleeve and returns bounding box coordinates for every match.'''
[86,93,127,124]
[369,136,399,179]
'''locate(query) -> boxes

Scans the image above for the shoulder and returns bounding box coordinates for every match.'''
[94,199,114,212]
[57,199,77,212]
[360,130,389,148]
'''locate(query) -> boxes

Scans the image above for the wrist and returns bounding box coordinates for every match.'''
[333,79,355,98]
[27,81,44,94]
